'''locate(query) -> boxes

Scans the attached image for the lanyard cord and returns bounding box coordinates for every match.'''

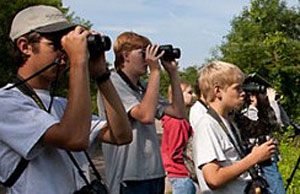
[117,70,145,94]
[198,99,209,110]
[6,59,59,90]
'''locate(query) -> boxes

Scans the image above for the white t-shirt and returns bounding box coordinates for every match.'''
[243,105,259,121]
[98,72,167,194]
[189,100,207,131]
[193,112,250,194]
[0,84,106,194]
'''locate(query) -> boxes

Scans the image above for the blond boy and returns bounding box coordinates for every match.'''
[193,61,275,194]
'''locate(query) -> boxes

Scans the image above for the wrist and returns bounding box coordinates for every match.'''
[148,67,160,75]
[245,152,259,166]
[168,71,179,80]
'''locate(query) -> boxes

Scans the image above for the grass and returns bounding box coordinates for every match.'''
[278,134,300,194]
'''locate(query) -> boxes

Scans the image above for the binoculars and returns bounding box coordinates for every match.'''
[158,44,181,61]
[142,44,181,61]
[88,36,182,62]
[87,34,111,59]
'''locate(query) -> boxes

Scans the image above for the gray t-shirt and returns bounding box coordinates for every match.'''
[0,84,105,194]
[98,72,167,194]
[193,113,250,194]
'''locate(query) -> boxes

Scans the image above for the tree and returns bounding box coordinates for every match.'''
[158,66,199,98]
[215,0,300,118]
[179,66,199,86]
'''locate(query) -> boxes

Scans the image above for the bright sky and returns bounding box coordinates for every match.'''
[62,0,299,69]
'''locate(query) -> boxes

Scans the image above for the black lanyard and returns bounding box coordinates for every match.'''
[14,76,48,110]
[198,99,208,110]
[117,70,145,94]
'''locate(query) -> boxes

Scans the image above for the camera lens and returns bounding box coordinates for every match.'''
[172,48,181,59]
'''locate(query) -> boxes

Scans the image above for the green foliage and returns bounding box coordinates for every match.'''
[66,11,93,28]
[278,132,300,194]
[159,66,199,98]
[216,0,300,118]
[179,66,199,86]
[159,70,170,98]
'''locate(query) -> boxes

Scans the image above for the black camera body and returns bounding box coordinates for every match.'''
[242,73,271,94]
[87,34,112,59]
[252,135,273,166]
[158,44,181,61]
[243,82,267,94]
[255,135,270,146]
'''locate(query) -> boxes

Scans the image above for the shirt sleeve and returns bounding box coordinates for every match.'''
[193,115,227,169]
[109,72,140,113]
[0,89,58,159]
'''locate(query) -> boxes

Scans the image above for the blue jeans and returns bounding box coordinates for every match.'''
[261,158,286,194]
[169,177,196,194]
[120,177,165,194]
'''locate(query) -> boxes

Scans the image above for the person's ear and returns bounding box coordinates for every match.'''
[214,84,222,99]
[16,37,32,56]
[122,51,130,63]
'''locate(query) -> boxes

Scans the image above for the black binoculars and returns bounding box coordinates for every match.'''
[87,34,112,59]
[158,44,181,61]
[142,44,181,61]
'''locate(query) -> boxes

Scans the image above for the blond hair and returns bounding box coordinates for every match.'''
[199,61,244,102]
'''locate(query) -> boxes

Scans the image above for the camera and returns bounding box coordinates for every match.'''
[255,135,271,146]
[242,73,271,94]
[87,34,112,59]
[158,44,181,61]
[243,82,267,94]
[74,180,108,194]
[253,135,273,166]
